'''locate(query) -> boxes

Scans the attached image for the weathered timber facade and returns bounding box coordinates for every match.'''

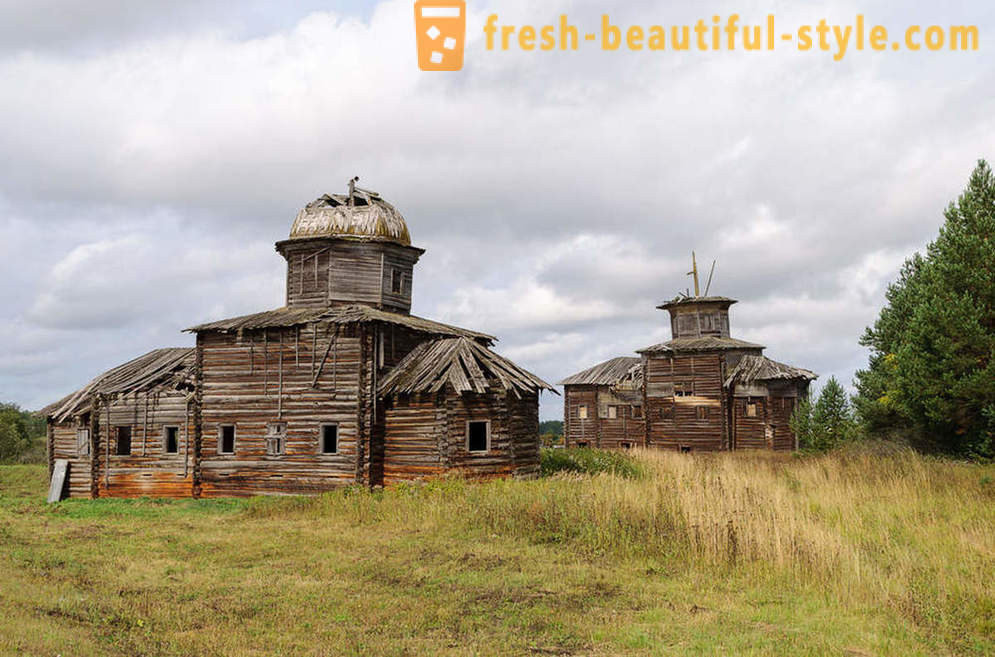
[561,293,816,452]
[42,184,554,499]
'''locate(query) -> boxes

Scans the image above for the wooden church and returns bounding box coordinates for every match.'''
[42,181,554,499]
[561,257,816,451]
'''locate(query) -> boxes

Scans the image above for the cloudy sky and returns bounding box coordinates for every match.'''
[1,0,992,420]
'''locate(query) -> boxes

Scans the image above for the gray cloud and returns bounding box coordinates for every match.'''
[1,0,993,420]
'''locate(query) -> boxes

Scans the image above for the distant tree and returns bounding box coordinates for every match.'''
[539,420,563,437]
[791,378,857,451]
[0,403,33,462]
[855,160,995,458]
[538,420,564,448]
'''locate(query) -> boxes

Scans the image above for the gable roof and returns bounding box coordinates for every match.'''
[378,337,556,397]
[558,356,642,387]
[41,348,195,422]
[637,336,764,354]
[724,354,817,386]
[185,304,494,343]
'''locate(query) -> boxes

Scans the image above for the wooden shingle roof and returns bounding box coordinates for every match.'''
[637,336,764,354]
[185,304,494,343]
[558,356,642,387]
[40,348,195,422]
[724,354,817,386]
[379,337,556,397]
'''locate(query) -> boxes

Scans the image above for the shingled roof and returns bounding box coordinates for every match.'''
[379,337,556,397]
[558,356,642,387]
[724,354,817,387]
[637,336,764,354]
[40,348,195,423]
[185,304,494,343]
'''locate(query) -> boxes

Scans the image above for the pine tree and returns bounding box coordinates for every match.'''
[855,160,995,458]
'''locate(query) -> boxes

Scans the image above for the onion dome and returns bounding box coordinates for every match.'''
[289,180,411,246]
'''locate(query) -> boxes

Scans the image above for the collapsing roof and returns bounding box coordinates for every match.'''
[724,355,817,387]
[288,186,413,247]
[657,295,737,310]
[41,348,195,423]
[185,304,495,343]
[379,337,556,398]
[557,356,642,387]
[637,336,764,354]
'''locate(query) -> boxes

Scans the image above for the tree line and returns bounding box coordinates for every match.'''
[0,402,47,463]
[793,160,994,459]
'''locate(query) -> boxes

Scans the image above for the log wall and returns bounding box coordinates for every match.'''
[278,239,420,313]
[644,353,727,451]
[563,385,599,447]
[197,324,363,496]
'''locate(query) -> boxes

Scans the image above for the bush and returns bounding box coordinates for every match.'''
[540,447,644,479]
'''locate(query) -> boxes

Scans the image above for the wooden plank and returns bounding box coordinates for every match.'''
[48,459,68,503]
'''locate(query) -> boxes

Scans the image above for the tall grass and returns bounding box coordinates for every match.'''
[246,444,995,651]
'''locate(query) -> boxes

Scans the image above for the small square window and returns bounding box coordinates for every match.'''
[391,269,403,294]
[620,442,633,449]
[661,405,674,420]
[696,406,708,420]
[219,425,236,454]
[76,428,90,457]
[164,426,179,454]
[115,426,132,456]
[467,420,489,453]
[577,404,588,420]
[631,405,643,419]
[576,441,589,448]
[321,424,338,454]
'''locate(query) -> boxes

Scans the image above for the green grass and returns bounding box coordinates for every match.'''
[1,447,993,656]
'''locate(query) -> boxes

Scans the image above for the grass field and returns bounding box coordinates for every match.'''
[1,446,993,656]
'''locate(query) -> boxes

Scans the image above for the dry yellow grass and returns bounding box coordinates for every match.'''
[1,444,993,655]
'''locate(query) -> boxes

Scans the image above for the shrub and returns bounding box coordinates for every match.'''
[540,447,644,479]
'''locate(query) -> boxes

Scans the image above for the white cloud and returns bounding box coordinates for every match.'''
[0,0,993,420]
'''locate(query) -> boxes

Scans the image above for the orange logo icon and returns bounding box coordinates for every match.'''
[414,0,466,71]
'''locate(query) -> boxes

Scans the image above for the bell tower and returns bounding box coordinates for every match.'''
[273,180,425,313]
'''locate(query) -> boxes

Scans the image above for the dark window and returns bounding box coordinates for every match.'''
[674,383,693,397]
[631,405,643,419]
[696,406,708,420]
[391,269,403,294]
[576,441,589,448]
[661,405,674,420]
[115,426,132,456]
[679,445,692,453]
[219,425,236,454]
[620,442,633,449]
[321,425,338,454]
[467,421,489,453]
[164,426,179,454]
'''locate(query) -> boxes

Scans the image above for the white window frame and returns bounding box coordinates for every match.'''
[319,423,339,455]
[466,419,491,454]
[577,404,589,419]
[218,425,237,455]
[607,405,618,419]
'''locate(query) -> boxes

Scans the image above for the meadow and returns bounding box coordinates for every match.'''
[1,445,993,656]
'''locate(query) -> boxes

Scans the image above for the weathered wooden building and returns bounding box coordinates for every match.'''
[559,356,644,449]
[44,183,554,498]
[561,287,815,452]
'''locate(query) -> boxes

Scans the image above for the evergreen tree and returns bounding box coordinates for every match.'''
[810,377,855,449]
[855,160,995,458]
